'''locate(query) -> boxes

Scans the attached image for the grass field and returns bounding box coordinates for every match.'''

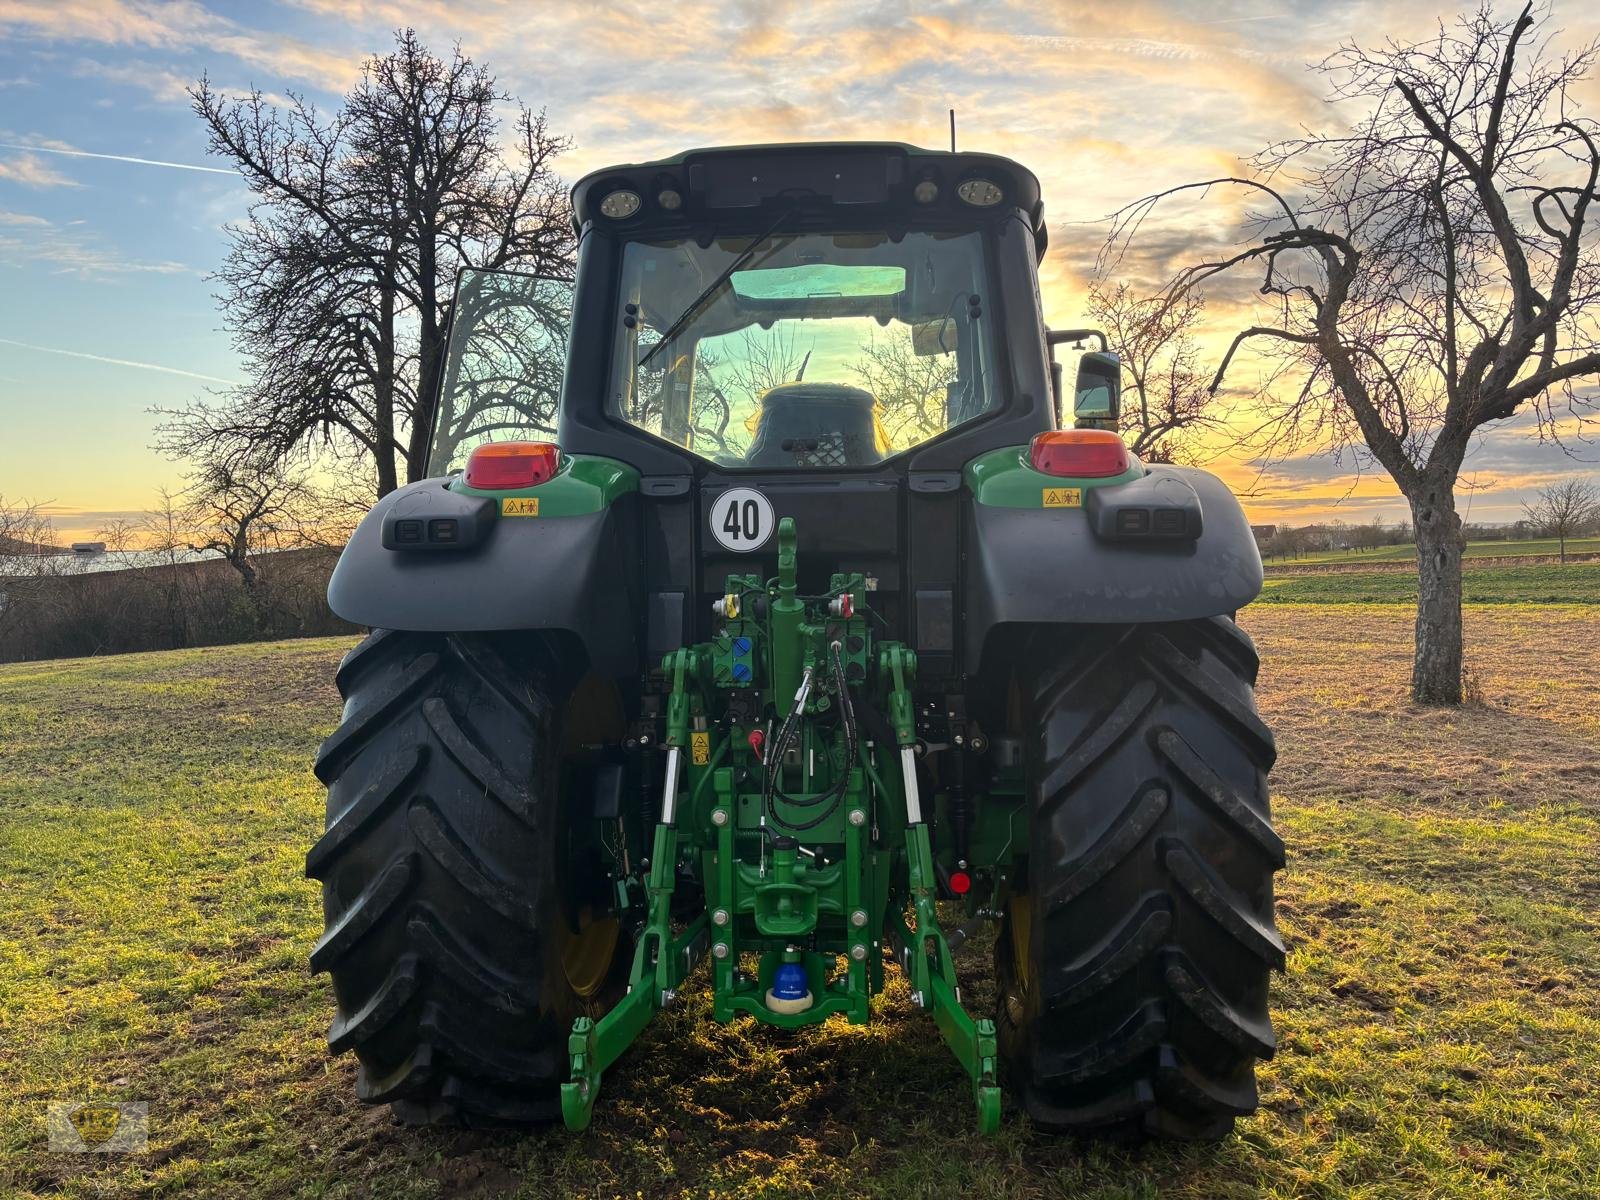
[2,608,1598,1199]
[1264,536,1600,566]
[1258,561,1600,604]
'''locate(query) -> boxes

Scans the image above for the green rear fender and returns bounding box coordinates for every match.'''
[327,453,642,678]
[960,446,1263,674]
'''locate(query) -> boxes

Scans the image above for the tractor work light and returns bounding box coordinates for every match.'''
[656,187,683,211]
[1030,429,1130,478]
[956,177,1003,207]
[464,440,560,490]
[599,188,642,219]
[913,177,939,204]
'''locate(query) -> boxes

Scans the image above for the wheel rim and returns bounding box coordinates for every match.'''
[559,908,620,998]
[556,669,626,999]
[1004,892,1033,1025]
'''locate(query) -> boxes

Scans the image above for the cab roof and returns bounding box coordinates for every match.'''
[570,141,1046,253]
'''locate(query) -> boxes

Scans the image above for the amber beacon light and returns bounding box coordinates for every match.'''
[464,441,561,489]
[1029,429,1130,478]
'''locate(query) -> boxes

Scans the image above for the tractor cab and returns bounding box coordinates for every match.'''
[430,143,1055,486]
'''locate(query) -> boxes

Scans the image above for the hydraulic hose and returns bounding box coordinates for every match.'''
[762,642,858,835]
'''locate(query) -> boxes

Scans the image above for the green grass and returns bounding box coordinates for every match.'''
[1265,536,1600,566]
[2,614,1598,1198]
[1257,561,1600,603]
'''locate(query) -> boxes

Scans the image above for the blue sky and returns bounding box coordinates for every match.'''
[1,0,1597,541]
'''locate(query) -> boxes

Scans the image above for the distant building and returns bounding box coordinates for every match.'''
[1250,525,1278,544]
[70,542,107,556]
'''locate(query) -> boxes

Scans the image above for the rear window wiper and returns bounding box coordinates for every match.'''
[637,208,793,372]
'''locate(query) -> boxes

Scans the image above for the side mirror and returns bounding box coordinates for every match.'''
[1073,350,1121,429]
[1046,328,1120,429]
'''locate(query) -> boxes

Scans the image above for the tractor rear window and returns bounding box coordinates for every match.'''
[607,230,999,468]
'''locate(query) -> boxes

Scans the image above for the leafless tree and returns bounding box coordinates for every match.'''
[0,495,55,560]
[1087,283,1225,464]
[710,327,809,399]
[1349,515,1391,553]
[1522,476,1600,560]
[694,328,809,455]
[853,332,956,449]
[181,461,323,591]
[1107,3,1600,703]
[687,361,752,458]
[113,490,194,646]
[0,496,58,644]
[161,30,574,497]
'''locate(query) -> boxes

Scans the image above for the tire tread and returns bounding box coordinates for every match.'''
[310,630,621,1125]
[1001,619,1281,1141]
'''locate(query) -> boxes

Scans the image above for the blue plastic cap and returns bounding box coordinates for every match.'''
[732,662,752,682]
[772,962,810,1001]
[732,637,751,655]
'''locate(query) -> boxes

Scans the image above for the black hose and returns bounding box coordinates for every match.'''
[762,642,858,834]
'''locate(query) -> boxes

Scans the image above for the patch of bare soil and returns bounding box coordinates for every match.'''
[1241,606,1600,813]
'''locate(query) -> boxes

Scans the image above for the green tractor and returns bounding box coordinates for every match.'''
[309,143,1282,1139]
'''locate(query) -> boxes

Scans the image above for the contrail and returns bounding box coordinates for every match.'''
[0,143,235,176]
[0,338,237,385]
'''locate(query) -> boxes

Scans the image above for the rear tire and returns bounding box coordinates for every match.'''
[306,629,629,1125]
[997,617,1283,1140]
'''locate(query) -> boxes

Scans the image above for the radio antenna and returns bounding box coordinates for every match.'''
[949,109,957,152]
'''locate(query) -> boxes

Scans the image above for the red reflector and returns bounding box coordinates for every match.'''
[1030,430,1130,478]
[949,870,972,896]
[465,441,559,490]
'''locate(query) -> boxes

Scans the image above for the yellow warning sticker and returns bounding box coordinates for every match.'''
[690,731,711,766]
[501,497,540,517]
[1043,487,1082,508]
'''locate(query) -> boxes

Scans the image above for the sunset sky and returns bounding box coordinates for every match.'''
[2,0,1597,543]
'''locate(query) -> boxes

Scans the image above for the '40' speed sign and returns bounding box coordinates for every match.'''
[709,488,775,553]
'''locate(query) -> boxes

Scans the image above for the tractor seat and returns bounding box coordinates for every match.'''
[745,383,884,468]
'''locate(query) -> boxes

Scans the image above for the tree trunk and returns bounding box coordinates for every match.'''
[409,327,441,483]
[230,527,258,592]
[374,265,399,498]
[1409,481,1465,704]
[405,239,441,484]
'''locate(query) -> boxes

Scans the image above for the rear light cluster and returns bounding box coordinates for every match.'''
[1029,430,1130,478]
[465,440,560,490]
